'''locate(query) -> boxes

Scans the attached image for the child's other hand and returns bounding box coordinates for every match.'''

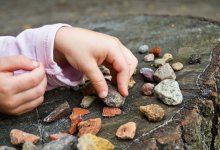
[55,27,138,98]
[0,56,47,115]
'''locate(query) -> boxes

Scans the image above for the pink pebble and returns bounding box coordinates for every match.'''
[144,54,155,62]
[141,83,155,96]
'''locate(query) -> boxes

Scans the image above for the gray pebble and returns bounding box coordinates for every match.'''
[138,45,149,54]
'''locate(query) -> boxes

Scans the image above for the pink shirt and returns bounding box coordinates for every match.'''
[0,24,83,90]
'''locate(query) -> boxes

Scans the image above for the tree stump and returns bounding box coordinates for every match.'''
[1,15,220,150]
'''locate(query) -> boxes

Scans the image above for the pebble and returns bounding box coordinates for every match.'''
[141,83,154,96]
[154,79,183,105]
[116,122,136,139]
[138,45,149,54]
[140,68,154,82]
[102,82,126,107]
[0,146,16,150]
[162,53,173,62]
[77,134,114,150]
[139,104,165,122]
[72,107,90,116]
[43,101,70,123]
[42,136,78,150]
[172,62,184,71]
[49,133,71,141]
[80,96,96,108]
[154,58,166,67]
[77,118,102,136]
[144,53,155,62]
[128,77,136,89]
[188,54,201,64]
[153,63,176,82]
[149,46,161,57]
[99,65,110,75]
[69,114,82,135]
[10,129,40,145]
[22,142,38,150]
[102,107,122,117]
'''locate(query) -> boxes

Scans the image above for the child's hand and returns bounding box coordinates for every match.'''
[55,27,138,98]
[0,56,47,115]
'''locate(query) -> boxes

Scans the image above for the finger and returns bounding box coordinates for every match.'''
[5,63,45,94]
[0,55,38,71]
[15,75,47,105]
[106,47,130,96]
[12,96,44,115]
[82,60,108,98]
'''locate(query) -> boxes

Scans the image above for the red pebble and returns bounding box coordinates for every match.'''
[149,46,161,57]
[72,107,90,116]
[49,133,70,140]
[102,107,122,117]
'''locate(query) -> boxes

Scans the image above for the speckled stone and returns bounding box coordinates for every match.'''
[153,63,176,82]
[154,79,183,105]
[172,62,184,71]
[162,53,173,62]
[141,83,154,96]
[116,122,137,139]
[77,134,114,150]
[22,142,38,150]
[154,59,166,67]
[144,54,155,62]
[140,68,155,82]
[139,104,165,122]
[128,77,136,89]
[188,54,201,64]
[138,45,149,54]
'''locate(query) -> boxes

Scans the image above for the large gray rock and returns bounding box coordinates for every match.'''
[0,146,16,150]
[154,79,183,105]
[42,136,77,150]
[22,142,39,150]
[153,63,176,82]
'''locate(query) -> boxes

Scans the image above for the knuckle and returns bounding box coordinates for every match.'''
[5,100,16,110]
[36,87,45,97]
[30,77,40,86]
[0,85,11,95]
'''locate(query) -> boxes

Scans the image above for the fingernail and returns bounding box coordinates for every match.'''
[99,91,107,98]
[32,61,39,67]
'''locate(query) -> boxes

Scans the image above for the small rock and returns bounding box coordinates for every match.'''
[77,118,102,136]
[139,104,165,122]
[42,136,78,150]
[77,134,114,150]
[0,146,16,150]
[138,45,149,54]
[22,142,38,150]
[116,122,136,139]
[102,82,126,107]
[172,62,184,71]
[43,101,70,123]
[102,107,122,117]
[144,54,155,62]
[154,58,166,67]
[153,63,176,82]
[188,54,201,64]
[149,46,161,57]
[128,77,136,89]
[154,79,183,105]
[80,96,96,108]
[99,65,111,75]
[140,68,154,82]
[49,133,71,141]
[72,107,90,116]
[104,75,112,81]
[10,129,40,145]
[69,114,82,135]
[162,53,173,62]
[141,83,154,96]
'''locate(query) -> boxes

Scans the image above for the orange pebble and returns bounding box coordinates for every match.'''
[69,114,82,134]
[102,107,122,117]
[49,133,70,140]
[149,46,161,57]
[72,107,90,116]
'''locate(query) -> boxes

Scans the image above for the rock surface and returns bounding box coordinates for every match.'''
[116,122,137,139]
[102,82,125,107]
[42,136,77,150]
[141,83,154,96]
[153,63,176,82]
[10,129,40,145]
[43,101,70,123]
[77,118,102,136]
[139,104,165,122]
[102,107,122,117]
[154,79,183,105]
[77,134,114,150]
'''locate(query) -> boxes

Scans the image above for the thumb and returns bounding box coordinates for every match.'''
[83,61,108,98]
[0,55,38,71]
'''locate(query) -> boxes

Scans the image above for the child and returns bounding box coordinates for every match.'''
[0,24,138,115]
